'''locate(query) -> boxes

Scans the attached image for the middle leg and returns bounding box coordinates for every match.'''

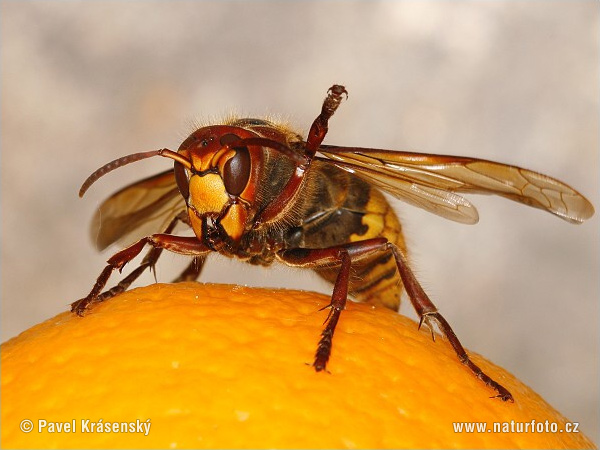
[279,238,389,370]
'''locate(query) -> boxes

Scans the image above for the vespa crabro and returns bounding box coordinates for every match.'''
[72,85,594,402]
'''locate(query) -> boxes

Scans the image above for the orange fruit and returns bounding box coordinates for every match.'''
[1,282,594,449]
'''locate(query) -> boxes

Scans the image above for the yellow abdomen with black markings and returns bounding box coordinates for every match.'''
[346,186,407,310]
[287,160,407,310]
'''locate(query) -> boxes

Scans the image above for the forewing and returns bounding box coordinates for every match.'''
[90,170,186,250]
[318,146,594,224]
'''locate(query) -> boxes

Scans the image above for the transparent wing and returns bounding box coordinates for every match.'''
[318,146,594,224]
[90,170,187,250]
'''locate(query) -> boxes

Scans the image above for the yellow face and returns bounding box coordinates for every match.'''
[186,173,248,242]
[188,173,229,215]
[176,125,259,244]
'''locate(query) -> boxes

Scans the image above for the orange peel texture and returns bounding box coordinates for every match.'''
[1,283,594,449]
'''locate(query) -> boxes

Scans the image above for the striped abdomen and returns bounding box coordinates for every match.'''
[289,160,407,310]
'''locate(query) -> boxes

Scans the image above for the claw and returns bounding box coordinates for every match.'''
[150,264,158,283]
[418,314,436,342]
[490,393,515,402]
[70,298,90,316]
[318,302,335,325]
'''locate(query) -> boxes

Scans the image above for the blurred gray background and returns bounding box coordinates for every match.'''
[2,1,598,443]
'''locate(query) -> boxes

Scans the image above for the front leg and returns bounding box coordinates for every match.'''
[71,235,211,316]
[251,85,348,225]
[93,212,190,304]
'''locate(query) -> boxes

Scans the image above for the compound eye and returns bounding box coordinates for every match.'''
[223,146,251,196]
[174,161,189,199]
